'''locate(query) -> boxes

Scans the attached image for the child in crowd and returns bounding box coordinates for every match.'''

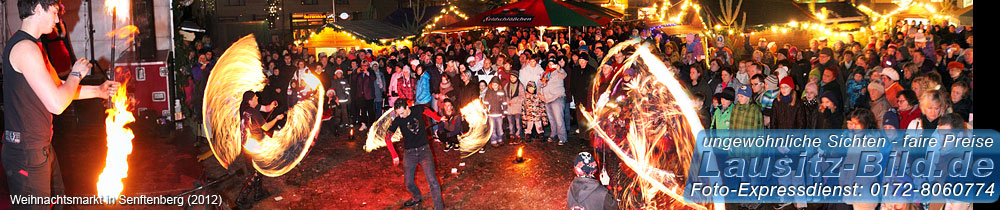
[505,72,526,144]
[483,80,508,146]
[845,71,869,111]
[479,80,488,100]
[522,82,547,142]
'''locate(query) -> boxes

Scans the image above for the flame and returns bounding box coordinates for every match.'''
[105,25,139,44]
[202,35,323,177]
[301,73,322,89]
[244,137,262,154]
[97,82,134,199]
[584,40,720,210]
[517,146,523,158]
[456,99,491,157]
[365,99,491,158]
[104,0,131,21]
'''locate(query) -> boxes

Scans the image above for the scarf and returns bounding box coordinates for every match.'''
[507,81,521,98]
[920,116,939,129]
[779,94,792,102]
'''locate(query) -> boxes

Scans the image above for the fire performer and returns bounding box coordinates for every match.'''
[384,100,445,210]
[237,91,283,208]
[2,0,118,206]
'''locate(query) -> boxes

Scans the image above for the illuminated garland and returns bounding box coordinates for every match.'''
[422,6,470,34]
[267,0,282,29]
[293,23,417,47]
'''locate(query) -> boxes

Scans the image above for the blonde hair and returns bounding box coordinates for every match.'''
[919,89,950,119]
[910,74,940,99]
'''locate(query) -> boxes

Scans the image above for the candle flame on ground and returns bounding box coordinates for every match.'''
[97,82,134,199]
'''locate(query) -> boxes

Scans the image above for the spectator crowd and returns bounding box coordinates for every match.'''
[177,18,973,210]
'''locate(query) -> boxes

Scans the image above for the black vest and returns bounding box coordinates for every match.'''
[3,30,54,149]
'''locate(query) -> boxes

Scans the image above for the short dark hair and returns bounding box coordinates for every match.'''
[18,0,59,19]
[848,108,878,129]
[938,113,967,129]
[897,89,919,106]
[393,99,408,110]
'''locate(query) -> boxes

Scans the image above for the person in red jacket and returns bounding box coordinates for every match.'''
[895,90,921,129]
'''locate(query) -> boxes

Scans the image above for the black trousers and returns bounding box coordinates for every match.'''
[357,100,374,126]
[349,97,364,125]
[2,145,66,210]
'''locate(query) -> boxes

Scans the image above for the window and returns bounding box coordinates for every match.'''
[302,0,318,5]
[335,0,349,4]
[226,0,245,6]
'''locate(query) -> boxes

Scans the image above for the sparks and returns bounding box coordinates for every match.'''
[104,0,130,21]
[97,81,134,199]
[584,40,720,210]
[203,35,323,177]
[365,99,491,158]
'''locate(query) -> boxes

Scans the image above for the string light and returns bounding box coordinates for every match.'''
[422,6,469,34]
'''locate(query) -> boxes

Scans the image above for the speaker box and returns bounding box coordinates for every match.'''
[132,0,157,59]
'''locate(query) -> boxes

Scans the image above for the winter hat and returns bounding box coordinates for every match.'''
[808,68,822,81]
[887,43,898,50]
[775,66,789,80]
[721,87,736,101]
[820,48,834,57]
[869,80,885,93]
[947,61,965,70]
[737,85,752,98]
[914,33,927,43]
[624,67,636,76]
[882,110,900,129]
[779,76,795,89]
[765,74,779,90]
[821,91,839,106]
[574,152,598,178]
[788,47,799,57]
[881,67,899,81]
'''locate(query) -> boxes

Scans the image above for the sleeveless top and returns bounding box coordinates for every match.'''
[3,30,54,149]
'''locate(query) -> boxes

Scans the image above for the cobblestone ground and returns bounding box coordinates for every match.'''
[20,102,597,209]
[252,129,592,210]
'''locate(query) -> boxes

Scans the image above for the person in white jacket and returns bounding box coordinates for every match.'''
[519,57,543,89]
[540,62,568,145]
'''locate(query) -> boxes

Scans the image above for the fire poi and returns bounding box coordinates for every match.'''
[582,39,722,210]
[365,99,492,158]
[202,35,324,177]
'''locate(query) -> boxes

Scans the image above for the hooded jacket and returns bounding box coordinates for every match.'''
[567,177,616,210]
[505,80,526,115]
[482,86,508,117]
[869,95,892,127]
[416,72,432,105]
[540,67,568,103]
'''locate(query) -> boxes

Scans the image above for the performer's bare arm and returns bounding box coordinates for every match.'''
[262,114,284,131]
[11,40,117,114]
